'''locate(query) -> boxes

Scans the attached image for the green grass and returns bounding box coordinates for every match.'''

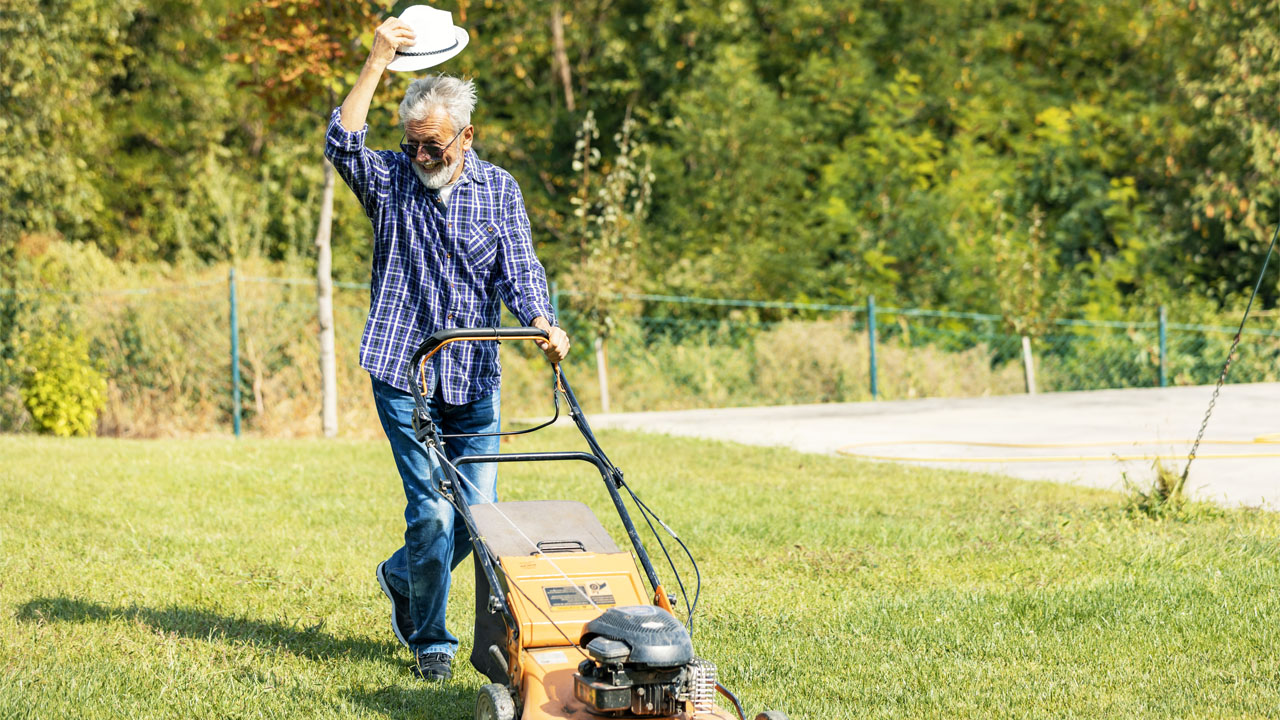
[1,431,1278,719]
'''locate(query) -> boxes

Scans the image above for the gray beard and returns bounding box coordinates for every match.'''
[413,158,461,189]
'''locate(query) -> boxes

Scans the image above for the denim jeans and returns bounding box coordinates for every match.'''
[370,375,500,657]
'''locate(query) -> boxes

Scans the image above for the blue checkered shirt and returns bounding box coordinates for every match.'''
[324,108,556,403]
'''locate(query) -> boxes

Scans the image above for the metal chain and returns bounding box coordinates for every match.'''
[1182,336,1240,479]
[1181,217,1280,486]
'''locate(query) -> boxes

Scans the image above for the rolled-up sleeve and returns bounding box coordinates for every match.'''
[495,182,556,327]
[324,107,391,220]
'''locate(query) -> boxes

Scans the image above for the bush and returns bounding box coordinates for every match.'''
[19,330,108,437]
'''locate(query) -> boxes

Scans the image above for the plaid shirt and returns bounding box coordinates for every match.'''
[324,108,555,403]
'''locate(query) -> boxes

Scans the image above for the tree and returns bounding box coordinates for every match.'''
[223,0,384,437]
[1179,0,1280,305]
[567,110,653,411]
[0,0,136,243]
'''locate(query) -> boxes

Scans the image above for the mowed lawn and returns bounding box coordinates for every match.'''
[1,429,1278,719]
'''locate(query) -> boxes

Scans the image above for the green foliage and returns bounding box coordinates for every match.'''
[646,42,821,299]
[18,330,108,437]
[1123,461,1192,520]
[0,229,32,432]
[819,68,951,303]
[0,0,137,239]
[566,110,653,337]
[1178,0,1280,305]
[5,0,1279,339]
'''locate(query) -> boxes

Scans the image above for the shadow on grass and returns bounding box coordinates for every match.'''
[15,596,488,718]
[15,595,397,666]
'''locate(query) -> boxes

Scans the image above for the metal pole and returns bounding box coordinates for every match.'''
[867,296,878,400]
[550,281,560,323]
[1159,305,1168,388]
[229,267,242,438]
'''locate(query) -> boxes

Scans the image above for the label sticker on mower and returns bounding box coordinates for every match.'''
[544,581,616,608]
[534,650,569,665]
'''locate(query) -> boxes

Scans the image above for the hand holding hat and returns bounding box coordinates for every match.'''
[370,5,469,73]
[368,17,416,70]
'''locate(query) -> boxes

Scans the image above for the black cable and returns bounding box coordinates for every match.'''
[440,371,563,439]
[624,484,702,636]
[558,373,701,632]
[426,446,593,663]
[426,366,703,643]
[621,481,691,621]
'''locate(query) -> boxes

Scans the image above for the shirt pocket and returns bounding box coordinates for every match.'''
[464,219,500,273]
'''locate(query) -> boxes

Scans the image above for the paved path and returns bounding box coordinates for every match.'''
[589,383,1280,508]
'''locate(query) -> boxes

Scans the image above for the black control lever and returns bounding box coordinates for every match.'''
[413,407,440,449]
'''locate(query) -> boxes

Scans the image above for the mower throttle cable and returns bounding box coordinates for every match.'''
[552,372,703,631]
[421,443,602,665]
[623,483,702,636]
[428,444,607,611]
[441,372,563,439]
[416,352,706,653]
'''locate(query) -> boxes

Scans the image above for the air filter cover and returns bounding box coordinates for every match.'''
[582,605,693,667]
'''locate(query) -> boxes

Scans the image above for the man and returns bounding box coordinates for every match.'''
[324,14,571,681]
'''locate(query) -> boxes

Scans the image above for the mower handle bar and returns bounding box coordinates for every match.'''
[406,326,551,406]
[407,326,549,377]
[407,328,669,600]
[453,451,605,471]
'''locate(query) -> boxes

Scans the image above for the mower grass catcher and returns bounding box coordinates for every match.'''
[407,328,787,720]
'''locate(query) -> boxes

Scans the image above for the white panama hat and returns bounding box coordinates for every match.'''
[386,5,469,72]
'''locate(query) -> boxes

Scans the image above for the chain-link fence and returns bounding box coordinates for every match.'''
[3,275,1278,437]
[554,291,1280,410]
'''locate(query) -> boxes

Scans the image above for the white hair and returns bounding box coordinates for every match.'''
[399,75,477,132]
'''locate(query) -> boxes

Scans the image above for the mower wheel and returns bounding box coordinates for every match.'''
[755,712,789,720]
[475,683,515,720]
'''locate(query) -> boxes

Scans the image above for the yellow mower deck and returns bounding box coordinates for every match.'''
[407,329,775,719]
[495,551,736,720]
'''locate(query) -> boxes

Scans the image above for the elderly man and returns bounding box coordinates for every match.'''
[324,16,570,681]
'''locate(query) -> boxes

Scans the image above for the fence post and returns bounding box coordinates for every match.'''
[1159,305,1168,388]
[1021,335,1037,395]
[229,267,242,438]
[867,295,879,400]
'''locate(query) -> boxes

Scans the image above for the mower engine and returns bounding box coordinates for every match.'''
[573,606,717,717]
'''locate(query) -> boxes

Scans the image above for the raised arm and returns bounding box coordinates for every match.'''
[325,17,416,220]
[340,18,415,131]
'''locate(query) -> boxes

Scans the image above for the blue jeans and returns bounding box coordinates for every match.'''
[370,375,500,657]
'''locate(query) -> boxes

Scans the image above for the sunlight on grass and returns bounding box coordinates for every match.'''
[1,432,1277,719]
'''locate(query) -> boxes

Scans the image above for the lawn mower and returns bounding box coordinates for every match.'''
[407,327,788,720]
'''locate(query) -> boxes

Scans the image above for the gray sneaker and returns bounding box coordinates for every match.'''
[375,561,413,648]
[413,651,453,681]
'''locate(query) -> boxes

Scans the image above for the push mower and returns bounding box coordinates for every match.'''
[407,327,788,720]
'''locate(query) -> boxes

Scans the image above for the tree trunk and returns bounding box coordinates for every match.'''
[1021,335,1037,395]
[550,0,575,111]
[594,335,610,414]
[316,157,338,437]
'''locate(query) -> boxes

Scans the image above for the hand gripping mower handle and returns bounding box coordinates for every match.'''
[406,327,552,446]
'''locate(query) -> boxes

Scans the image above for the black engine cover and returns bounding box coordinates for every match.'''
[582,606,694,667]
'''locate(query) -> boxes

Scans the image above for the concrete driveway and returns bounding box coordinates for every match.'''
[589,383,1280,508]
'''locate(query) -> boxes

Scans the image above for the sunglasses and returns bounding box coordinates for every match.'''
[400,126,466,162]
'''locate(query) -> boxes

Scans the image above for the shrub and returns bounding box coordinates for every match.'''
[19,330,108,437]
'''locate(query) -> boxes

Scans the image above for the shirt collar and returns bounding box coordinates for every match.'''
[456,149,488,186]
